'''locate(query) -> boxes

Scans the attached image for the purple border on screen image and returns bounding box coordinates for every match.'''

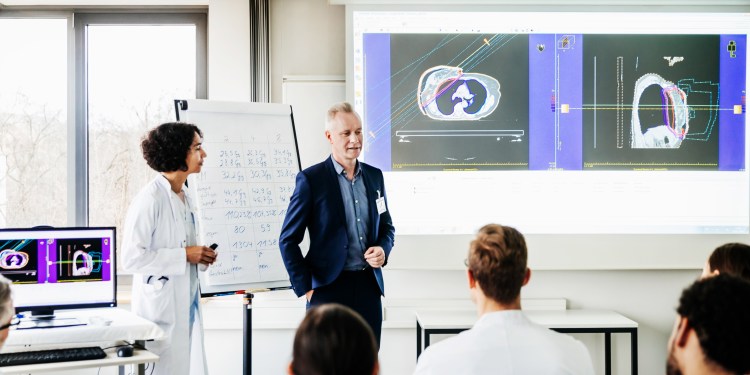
[557,34,584,170]
[36,239,45,284]
[101,237,112,282]
[719,35,746,171]
[362,33,392,171]
[46,239,57,283]
[529,34,583,170]
[529,34,557,170]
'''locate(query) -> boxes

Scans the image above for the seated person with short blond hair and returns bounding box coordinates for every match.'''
[414,224,594,375]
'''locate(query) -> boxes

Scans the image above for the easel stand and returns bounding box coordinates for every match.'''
[243,292,254,375]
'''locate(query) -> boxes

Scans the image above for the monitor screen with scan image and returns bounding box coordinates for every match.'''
[0,227,116,329]
[352,11,750,236]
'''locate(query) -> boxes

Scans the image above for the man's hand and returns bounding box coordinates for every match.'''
[305,289,314,302]
[364,246,386,268]
[186,245,217,266]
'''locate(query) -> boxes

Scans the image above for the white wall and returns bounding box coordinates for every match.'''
[200,0,711,374]
[208,0,251,101]
[269,0,344,103]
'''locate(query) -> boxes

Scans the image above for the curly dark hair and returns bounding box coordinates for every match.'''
[677,274,750,373]
[141,122,202,172]
[467,224,528,305]
[291,303,377,375]
[708,242,750,281]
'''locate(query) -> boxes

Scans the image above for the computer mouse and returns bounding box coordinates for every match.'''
[117,346,134,357]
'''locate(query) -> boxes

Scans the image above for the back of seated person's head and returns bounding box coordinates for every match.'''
[0,274,14,347]
[668,274,750,374]
[0,274,12,320]
[467,224,528,305]
[289,303,378,375]
[702,242,750,280]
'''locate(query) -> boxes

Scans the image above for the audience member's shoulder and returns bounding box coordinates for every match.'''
[547,325,588,347]
[547,327,594,369]
[413,340,456,375]
[517,324,594,375]
[415,328,473,368]
[522,321,592,358]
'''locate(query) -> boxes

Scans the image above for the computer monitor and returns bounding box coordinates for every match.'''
[0,227,116,326]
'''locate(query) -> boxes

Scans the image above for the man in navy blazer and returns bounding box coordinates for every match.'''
[279,102,395,346]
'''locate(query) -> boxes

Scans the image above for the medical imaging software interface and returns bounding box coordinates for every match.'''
[352,12,749,235]
[0,228,115,309]
[359,31,745,172]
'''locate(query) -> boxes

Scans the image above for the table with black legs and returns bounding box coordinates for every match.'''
[416,309,638,375]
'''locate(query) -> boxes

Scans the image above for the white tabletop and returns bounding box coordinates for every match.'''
[3,307,165,350]
[416,309,638,330]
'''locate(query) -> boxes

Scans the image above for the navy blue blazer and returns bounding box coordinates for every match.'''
[279,157,395,298]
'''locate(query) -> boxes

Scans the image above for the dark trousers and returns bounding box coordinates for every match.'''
[307,269,383,348]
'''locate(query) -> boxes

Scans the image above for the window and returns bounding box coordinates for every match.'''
[81,15,206,236]
[0,12,206,251]
[0,17,68,228]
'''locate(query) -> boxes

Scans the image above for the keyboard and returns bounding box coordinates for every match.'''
[0,346,107,367]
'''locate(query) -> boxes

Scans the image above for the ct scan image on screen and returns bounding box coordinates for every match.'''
[352,11,749,235]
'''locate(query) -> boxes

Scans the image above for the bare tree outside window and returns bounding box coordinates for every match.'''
[87,25,196,258]
[0,19,68,228]
[1,18,200,263]
[87,25,197,253]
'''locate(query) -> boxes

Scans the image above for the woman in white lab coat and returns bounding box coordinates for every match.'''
[122,122,217,375]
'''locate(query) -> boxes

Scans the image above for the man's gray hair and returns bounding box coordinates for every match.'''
[325,102,361,131]
[0,274,13,324]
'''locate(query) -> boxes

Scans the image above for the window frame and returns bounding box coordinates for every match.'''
[0,11,72,228]
[1,10,207,227]
[71,12,208,226]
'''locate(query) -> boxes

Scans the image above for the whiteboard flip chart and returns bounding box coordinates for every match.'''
[176,99,298,295]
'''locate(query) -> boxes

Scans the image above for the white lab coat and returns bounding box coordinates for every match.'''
[414,310,595,375]
[122,175,208,375]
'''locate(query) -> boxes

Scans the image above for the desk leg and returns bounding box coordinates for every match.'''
[631,329,638,375]
[605,332,611,375]
[417,321,422,360]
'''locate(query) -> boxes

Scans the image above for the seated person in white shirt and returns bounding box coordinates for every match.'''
[414,223,594,375]
[666,274,750,375]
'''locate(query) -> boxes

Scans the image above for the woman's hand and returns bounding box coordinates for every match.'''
[186,245,217,265]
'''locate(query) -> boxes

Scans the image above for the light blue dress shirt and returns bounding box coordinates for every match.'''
[332,155,371,270]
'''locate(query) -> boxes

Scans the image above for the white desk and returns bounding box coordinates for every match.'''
[0,348,159,375]
[1,308,164,375]
[416,309,638,375]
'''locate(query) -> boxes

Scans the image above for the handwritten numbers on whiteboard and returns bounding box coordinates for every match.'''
[191,115,300,287]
